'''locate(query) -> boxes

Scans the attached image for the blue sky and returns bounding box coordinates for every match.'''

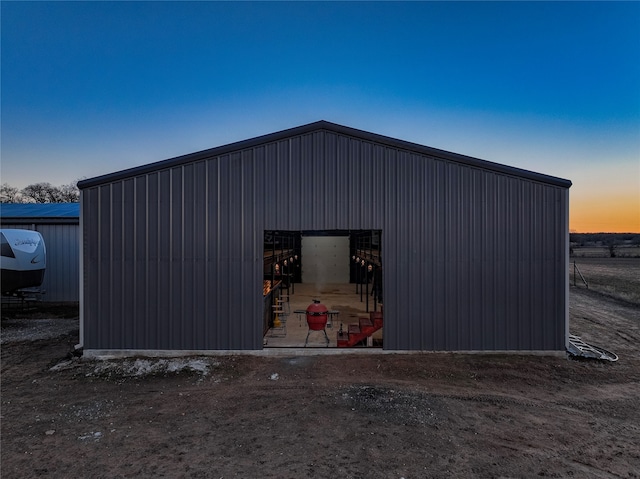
[2,1,639,231]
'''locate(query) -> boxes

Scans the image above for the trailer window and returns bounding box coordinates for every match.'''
[1,233,15,258]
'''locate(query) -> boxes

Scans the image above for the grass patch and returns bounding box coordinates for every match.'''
[570,258,640,305]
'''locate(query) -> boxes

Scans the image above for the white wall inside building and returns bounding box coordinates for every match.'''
[301,236,350,284]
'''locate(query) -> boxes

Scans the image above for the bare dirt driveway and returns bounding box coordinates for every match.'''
[2,287,639,478]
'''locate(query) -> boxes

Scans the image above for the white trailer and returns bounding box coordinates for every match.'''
[1,229,46,294]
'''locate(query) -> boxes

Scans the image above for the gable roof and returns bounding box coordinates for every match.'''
[78,120,572,189]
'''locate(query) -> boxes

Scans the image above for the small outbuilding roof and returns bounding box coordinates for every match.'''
[78,120,572,189]
[0,203,79,223]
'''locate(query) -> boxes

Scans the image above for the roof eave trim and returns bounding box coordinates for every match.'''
[77,121,330,189]
[321,122,572,188]
[0,218,79,225]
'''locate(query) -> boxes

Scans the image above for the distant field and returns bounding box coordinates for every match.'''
[570,257,640,304]
[571,245,640,258]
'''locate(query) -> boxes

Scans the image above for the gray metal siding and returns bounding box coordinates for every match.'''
[82,128,568,351]
[2,223,79,302]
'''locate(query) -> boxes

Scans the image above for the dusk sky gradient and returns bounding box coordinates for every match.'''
[2,1,639,232]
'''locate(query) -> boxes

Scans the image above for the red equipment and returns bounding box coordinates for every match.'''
[305,300,330,346]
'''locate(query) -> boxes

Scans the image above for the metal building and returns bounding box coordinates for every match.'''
[78,121,571,354]
[1,203,80,302]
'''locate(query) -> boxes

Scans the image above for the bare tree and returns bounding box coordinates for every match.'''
[58,182,80,202]
[0,183,23,203]
[21,182,63,203]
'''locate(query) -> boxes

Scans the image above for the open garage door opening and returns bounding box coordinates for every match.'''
[263,230,383,349]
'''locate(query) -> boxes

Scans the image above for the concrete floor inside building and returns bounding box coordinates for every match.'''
[264,282,383,348]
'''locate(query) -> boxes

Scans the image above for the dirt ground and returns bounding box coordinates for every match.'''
[2,287,639,478]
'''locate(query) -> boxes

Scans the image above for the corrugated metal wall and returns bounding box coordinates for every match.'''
[82,128,568,351]
[2,223,80,302]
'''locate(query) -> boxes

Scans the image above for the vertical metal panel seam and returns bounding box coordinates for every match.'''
[253,149,259,348]
[95,188,100,347]
[124,179,129,348]
[154,173,160,348]
[204,160,210,348]
[143,175,148,348]
[216,158,221,347]
[187,165,192,348]
[108,184,113,347]
[132,179,137,349]
[240,152,246,348]
[181,165,186,348]
[287,139,292,231]
[444,163,451,349]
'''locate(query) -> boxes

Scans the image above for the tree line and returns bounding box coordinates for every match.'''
[570,232,640,258]
[570,232,640,245]
[0,182,80,203]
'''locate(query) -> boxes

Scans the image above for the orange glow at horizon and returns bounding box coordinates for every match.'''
[570,194,640,233]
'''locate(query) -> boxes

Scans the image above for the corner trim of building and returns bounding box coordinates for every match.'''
[76,191,84,351]
[564,188,570,350]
